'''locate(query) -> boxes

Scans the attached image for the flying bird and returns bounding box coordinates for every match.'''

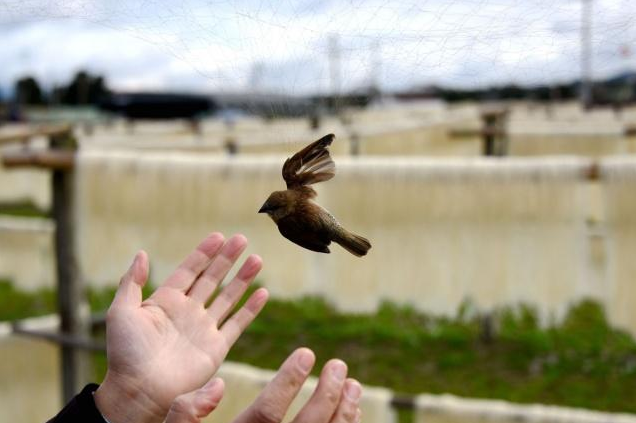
[258,134,372,257]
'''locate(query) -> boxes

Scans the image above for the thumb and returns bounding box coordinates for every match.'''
[166,378,225,423]
[111,250,149,308]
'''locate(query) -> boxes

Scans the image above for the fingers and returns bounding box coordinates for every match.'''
[329,379,362,423]
[187,234,248,303]
[165,378,225,423]
[219,287,269,346]
[208,254,262,323]
[163,233,226,292]
[234,348,315,423]
[111,250,149,309]
[291,359,348,423]
[235,353,359,423]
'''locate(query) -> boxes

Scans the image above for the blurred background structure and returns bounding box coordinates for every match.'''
[2,0,636,422]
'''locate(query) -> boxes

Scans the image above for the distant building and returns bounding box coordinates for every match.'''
[99,92,217,120]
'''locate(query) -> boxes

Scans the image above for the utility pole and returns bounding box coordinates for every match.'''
[580,0,593,110]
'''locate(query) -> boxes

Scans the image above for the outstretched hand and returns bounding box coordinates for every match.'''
[94,233,269,423]
[166,348,363,423]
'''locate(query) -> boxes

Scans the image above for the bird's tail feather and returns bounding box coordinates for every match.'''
[334,230,371,257]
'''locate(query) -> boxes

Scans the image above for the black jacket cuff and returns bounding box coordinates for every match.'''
[46,383,106,423]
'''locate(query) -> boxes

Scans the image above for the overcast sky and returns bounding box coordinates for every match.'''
[1,0,635,96]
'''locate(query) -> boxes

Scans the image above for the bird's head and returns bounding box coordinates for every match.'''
[258,191,290,223]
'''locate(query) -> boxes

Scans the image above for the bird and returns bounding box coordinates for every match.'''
[258,133,371,257]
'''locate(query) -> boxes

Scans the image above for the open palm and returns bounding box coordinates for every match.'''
[96,233,268,422]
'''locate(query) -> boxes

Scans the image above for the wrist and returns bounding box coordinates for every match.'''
[94,371,166,423]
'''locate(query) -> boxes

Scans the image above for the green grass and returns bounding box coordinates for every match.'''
[0,279,151,321]
[228,289,636,414]
[0,201,50,218]
[1,279,635,414]
[0,280,57,320]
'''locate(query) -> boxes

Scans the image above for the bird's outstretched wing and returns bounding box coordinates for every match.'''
[282,134,336,189]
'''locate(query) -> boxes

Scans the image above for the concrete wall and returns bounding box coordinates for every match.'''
[0,160,50,209]
[415,394,636,423]
[0,216,55,290]
[0,316,61,423]
[601,157,636,333]
[4,151,636,335]
[71,151,630,329]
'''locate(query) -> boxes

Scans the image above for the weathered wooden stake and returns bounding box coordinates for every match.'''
[479,312,496,344]
[349,132,360,156]
[49,131,91,404]
[224,136,238,155]
[482,113,498,156]
[480,108,509,157]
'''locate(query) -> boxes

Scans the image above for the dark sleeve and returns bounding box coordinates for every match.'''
[47,384,107,423]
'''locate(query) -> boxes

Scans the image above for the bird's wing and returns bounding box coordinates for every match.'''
[282,134,336,189]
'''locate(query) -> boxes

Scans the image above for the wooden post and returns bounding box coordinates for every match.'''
[480,108,509,157]
[1,126,82,406]
[0,123,72,147]
[479,312,495,344]
[482,113,497,156]
[224,136,238,155]
[188,118,202,135]
[49,131,91,404]
[309,112,321,130]
[497,110,509,156]
[349,132,360,156]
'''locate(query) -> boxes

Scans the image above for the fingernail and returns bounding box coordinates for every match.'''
[345,380,361,401]
[244,255,262,273]
[297,349,315,372]
[253,288,269,306]
[227,234,248,256]
[331,360,347,382]
[203,378,222,391]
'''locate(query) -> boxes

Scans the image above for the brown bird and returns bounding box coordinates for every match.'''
[258,134,371,257]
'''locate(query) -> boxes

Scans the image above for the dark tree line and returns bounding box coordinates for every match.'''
[9,68,635,110]
[15,76,44,104]
[435,83,579,102]
[13,71,110,106]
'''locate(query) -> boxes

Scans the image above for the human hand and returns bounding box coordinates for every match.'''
[94,233,269,423]
[165,348,362,423]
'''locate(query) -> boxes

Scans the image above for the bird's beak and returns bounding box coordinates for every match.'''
[258,203,269,214]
